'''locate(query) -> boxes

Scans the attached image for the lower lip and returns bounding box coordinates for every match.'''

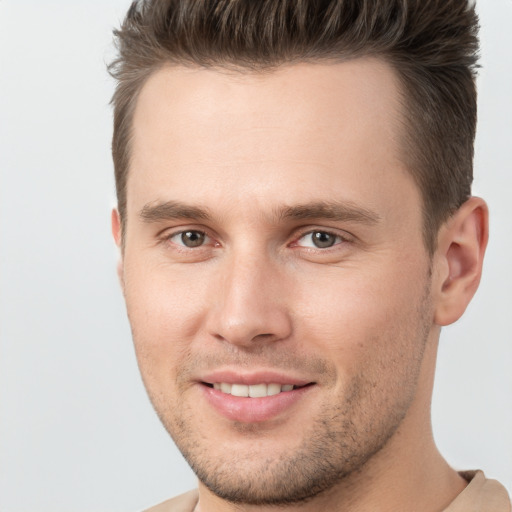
[200,384,314,423]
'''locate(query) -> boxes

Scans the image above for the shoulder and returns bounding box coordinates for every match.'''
[141,489,199,512]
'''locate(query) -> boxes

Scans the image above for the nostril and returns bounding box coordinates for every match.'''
[253,333,275,340]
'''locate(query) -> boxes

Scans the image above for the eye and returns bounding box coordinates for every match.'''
[169,230,209,248]
[296,230,343,249]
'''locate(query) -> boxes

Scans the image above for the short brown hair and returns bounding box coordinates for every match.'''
[109,0,480,253]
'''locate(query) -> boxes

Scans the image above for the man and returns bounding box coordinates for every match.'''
[109,1,511,511]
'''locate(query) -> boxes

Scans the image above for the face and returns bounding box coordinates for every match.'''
[118,59,437,505]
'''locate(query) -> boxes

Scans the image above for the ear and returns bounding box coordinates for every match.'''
[433,197,489,326]
[111,208,124,288]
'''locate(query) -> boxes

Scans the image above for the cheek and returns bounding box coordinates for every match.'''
[122,256,211,382]
[295,265,432,429]
[124,252,209,327]
[295,257,431,369]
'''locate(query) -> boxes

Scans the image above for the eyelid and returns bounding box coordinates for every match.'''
[156,225,354,252]
[291,227,353,249]
[170,230,209,247]
[159,226,217,248]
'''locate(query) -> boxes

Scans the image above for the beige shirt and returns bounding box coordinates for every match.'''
[444,471,511,512]
[143,471,511,512]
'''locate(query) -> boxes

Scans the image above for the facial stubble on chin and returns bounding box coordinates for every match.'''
[136,278,433,506]
[164,376,414,506]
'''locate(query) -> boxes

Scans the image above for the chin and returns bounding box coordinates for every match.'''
[165,397,407,506]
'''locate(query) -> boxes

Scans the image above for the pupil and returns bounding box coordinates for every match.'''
[182,231,205,247]
[313,231,335,248]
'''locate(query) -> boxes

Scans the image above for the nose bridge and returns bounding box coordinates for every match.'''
[207,244,291,346]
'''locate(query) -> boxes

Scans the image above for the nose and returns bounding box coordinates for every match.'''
[206,250,293,348]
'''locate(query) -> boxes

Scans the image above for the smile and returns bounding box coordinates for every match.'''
[208,382,299,397]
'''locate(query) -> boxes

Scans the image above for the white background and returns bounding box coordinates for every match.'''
[0,1,510,511]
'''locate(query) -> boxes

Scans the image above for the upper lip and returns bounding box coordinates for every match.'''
[199,370,314,386]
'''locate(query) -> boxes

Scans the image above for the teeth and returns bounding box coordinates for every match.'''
[231,384,249,397]
[220,382,232,394]
[267,383,281,396]
[249,383,267,398]
[211,383,297,397]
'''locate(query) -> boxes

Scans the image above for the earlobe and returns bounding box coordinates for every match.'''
[111,208,125,289]
[433,197,489,326]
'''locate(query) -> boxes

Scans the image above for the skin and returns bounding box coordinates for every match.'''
[112,59,488,512]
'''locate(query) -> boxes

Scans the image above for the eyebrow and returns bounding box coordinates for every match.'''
[276,201,381,225]
[139,200,212,223]
[139,200,380,225]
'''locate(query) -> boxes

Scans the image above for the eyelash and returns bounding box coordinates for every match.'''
[159,227,351,253]
[163,229,214,249]
[292,229,348,250]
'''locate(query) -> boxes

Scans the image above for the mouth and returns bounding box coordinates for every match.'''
[202,382,313,397]
[199,378,316,423]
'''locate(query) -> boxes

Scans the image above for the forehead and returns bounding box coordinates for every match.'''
[128,58,415,220]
